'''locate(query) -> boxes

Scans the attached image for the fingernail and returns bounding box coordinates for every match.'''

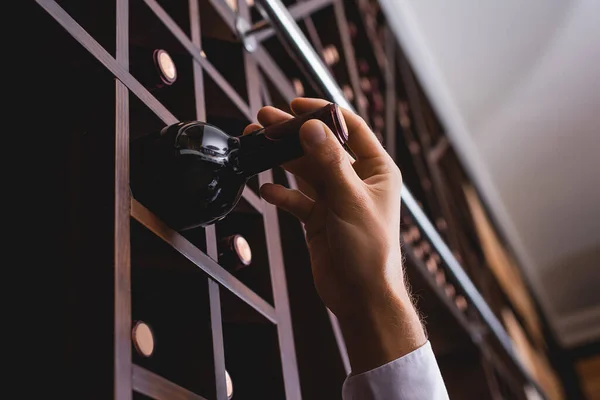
[301,120,327,148]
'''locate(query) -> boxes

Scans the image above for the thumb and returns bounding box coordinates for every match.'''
[300,119,358,197]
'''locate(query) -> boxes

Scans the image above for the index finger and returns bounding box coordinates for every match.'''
[290,97,386,160]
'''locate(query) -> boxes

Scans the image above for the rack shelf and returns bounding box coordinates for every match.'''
[47,0,570,398]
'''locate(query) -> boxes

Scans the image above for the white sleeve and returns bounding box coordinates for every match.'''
[342,341,449,400]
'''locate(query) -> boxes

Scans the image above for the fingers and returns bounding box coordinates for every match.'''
[243,123,263,135]
[300,119,359,197]
[292,175,318,201]
[260,183,314,223]
[257,106,293,126]
[291,97,387,160]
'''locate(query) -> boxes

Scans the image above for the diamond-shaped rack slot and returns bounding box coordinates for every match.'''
[56,0,116,56]
[220,288,286,399]
[131,218,216,399]
[271,167,349,399]
[44,11,120,395]
[129,0,198,122]
[214,207,275,306]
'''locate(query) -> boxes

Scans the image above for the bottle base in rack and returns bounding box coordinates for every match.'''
[130,130,246,230]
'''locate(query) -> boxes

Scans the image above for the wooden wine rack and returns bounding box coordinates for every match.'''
[44,0,575,398]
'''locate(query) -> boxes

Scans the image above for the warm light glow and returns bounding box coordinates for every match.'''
[398,101,411,129]
[426,256,438,273]
[342,85,354,101]
[225,0,254,11]
[225,370,234,399]
[234,235,252,266]
[435,270,445,286]
[444,284,456,298]
[436,218,448,231]
[322,45,339,66]
[455,295,468,311]
[292,79,304,96]
[132,321,154,357]
[360,77,371,92]
[357,95,369,110]
[155,49,177,84]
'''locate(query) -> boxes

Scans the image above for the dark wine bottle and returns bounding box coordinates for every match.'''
[219,234,252,271]
[129,47,177,91]
[225,369,234,399]
[130,103,348,230]
[132,320,155,357]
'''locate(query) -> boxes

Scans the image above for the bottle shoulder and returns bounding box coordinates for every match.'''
[160,121,241,166]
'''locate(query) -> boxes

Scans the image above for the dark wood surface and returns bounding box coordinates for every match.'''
[133,365,209,400]
[131,199,278,323]
[115,0,133,398]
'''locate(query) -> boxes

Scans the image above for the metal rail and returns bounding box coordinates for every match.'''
[253,0,546,397]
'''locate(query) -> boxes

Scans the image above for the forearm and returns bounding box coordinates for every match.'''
[338,283,427,375]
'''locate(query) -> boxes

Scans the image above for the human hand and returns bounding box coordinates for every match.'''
[244,97,425,373]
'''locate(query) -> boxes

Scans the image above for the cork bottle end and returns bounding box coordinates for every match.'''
[331,103,349,144]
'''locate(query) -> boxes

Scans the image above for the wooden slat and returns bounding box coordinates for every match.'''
[463,183,546,350]
[428,137,449,164]
[327,309,351,375]
[481,345,528,400]
[285,165,353,376]
[576,356,600,400]
[238,3,267,220]
[332,0,368,117]
[383,26,396,160]
[242,186,263,213]
[397,53,463,253]
[189,0,206,122]
[240,0,262,118]
[204,224,227,400]
[189,3,226,398]
[205,0,297,103]
[253,47,297,102]
[208,278,227,400]
[253,0,334,42]
[354,0,388,73]
[133,365,208,400]
[131,199,278,324]
[115,0,132,398]
[259,170,302,399]
[260,73,274,106]
[502,309,564,400]
[480,350,503,400]
[142,0,253,121]
[403,242,482,340]
[35,0,178,125]
[207,0,236,30]
[302,17,326,62]
[242,10,302,393]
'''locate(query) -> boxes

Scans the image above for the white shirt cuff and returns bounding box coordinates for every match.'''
[342,341,449,400]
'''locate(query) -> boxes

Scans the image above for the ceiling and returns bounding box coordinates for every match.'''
[380,0,600,348]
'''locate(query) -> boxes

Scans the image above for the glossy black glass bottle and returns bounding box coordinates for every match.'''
[130,103,348,230]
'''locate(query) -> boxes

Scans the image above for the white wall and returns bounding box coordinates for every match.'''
[380,0,600,347]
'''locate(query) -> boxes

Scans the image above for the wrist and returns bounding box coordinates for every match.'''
[337,284,427,375]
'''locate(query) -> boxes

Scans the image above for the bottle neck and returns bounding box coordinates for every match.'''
[234,103,348,178]
[235,127,302,178]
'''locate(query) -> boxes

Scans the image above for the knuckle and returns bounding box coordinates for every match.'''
[355,115,371,133]
[391,163,403,183]
[385,160,403,188]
